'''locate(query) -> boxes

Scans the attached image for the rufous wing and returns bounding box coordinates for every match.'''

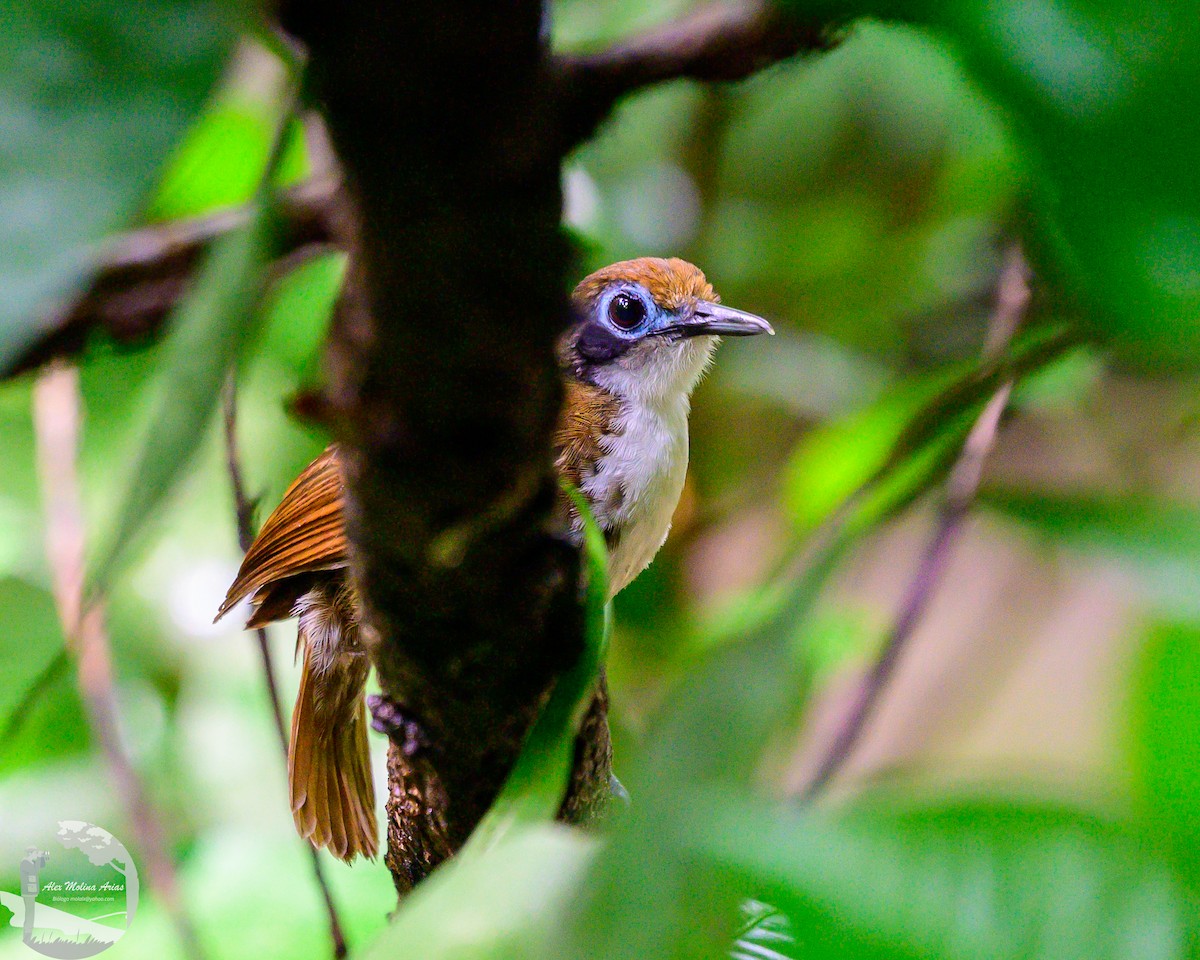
[219,383,619,627]
[215,444,349,626]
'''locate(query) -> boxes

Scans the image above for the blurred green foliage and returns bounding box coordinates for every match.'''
[0,0,239,369]
[785,0,1200,367]
[1130,620,1200,876]
[3,0,1200,959]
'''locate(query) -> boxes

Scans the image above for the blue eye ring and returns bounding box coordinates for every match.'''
[608,292,647,330]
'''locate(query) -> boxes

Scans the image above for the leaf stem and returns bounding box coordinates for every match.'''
[221,379,349,959]
[803,244,1032,799]
[33,361,207,960]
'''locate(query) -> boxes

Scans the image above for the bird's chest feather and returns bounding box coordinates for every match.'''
[582,396,689,596]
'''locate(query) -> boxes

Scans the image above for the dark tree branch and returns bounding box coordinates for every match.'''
[6,178,340,378]
[277,0,590,895]
[802,244,1032,800]
[221,381,348,959]
[554,0,840,149]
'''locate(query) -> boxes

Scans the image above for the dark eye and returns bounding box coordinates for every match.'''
[608,292,646,330]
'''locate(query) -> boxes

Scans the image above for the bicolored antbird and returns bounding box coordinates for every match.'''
[215,257,773,861]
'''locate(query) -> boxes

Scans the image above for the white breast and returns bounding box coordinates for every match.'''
[581,394,690,597]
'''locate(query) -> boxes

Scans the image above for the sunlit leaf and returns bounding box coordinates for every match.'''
[785,330,1075,538]
[367,826,595,960]
[0,0,239,368]
[783,369,965,536]
[149,100,308,222]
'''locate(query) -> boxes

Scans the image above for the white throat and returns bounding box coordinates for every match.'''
[592,336,717,408]
[582,337,717,596]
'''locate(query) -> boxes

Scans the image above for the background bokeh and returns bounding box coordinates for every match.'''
[3,0,1200,957]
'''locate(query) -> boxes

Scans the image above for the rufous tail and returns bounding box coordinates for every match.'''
[288,636,378,862]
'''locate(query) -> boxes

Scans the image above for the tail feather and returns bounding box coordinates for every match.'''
[288,636,378,862]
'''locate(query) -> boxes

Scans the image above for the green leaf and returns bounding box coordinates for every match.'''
[149,99,309,222]
[783,368,966,537]
[465,481,611,854]
[366,826,595,960]
[731,901,798,960]
[558,511,852,960]
[86,197,281,599]
[0,578,65,731]
[178,831,396,960]
[1128,620,1200,872]
[784,329,1076,538]
[685,794,1197,960]
[0,578,89,775]
[555,637,815,960]
[0,656,89,775]
[983,490,1200,558]
[254,251,347,382]
[0,0,239,368]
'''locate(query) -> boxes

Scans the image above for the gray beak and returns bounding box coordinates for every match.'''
[678,302,775,338]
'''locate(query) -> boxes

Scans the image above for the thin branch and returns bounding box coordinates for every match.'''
[555,0,840,148]
[221,378,348,960]
[33,362,207,960]
[221,381,287,745]
[803,244,1032,800]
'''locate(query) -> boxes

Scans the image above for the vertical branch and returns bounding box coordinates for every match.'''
[33,362,206,960]
[221,379,348,960]
[803,244,1032,799]
[280,0,582,893]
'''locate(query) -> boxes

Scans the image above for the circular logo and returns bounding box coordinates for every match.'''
[2,821,138,958]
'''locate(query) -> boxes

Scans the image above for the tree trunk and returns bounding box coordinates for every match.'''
[278,0,599,894]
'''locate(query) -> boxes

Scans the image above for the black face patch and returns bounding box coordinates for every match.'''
[575,321,633,366]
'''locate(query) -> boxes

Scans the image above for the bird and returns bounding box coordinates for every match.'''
[214,257,773,862]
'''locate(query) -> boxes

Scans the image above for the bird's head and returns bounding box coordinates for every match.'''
[562,257,773,404]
